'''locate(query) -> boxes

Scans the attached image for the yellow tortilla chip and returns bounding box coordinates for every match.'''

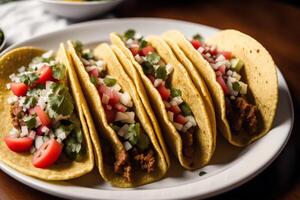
[0,46,94,180]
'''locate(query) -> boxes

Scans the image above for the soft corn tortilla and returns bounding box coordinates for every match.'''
[111,33,215,170]
[163,30,278,146]
[0,46,94,180]
[68,42,168,187]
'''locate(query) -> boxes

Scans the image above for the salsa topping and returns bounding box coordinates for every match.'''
[73,41,155,181]
[121,30,199,158]
[190,34,258,134]
[5,51,85,169]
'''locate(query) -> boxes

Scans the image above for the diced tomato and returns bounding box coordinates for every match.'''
[216,75,229,95]
[104,108,116,124]
[89,68,99,78]
[174,114,187,125]
[190,39,202,49]
[169,104,181,115]
[108,90,120,106]
[209,47,218,56]
[147,75,155,84]
[130,46,140,56]
[10,83,28,97]
[157,84,171,101]
[32,139,62,169]
[220,51,232,59]
[4,137,33,152]
[37,65,53,84]
[114,103,127,112]
[98,84,109,96]
[34,106,51,126]
[218,65,226,75]
[140,46,155,56]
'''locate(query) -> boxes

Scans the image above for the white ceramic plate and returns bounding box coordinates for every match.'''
[39,0,123,20]
[0,18,294,200]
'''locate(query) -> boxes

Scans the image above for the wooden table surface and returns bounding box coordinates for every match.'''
[1,0,300,199]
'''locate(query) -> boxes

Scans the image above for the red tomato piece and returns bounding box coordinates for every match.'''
[220,51,232,59]
[130,46,140,56]
[89,68,99,78]
[32,139,62,168]
[108,90,120,106]
[209,47,218,56]
[190,39,202,49]
[4,137,33,152]
[157,84,171,101]
[10,83,28,97]
[218,65,226,75]
[34,106,51,126]
[140,46,155,56]
[104,108,116,123]
[216,75,229,95]
[37,65,53,84]
[169,104,181,115]
[174,114,187,125]
[114,103,127,112]
[147,75,155,84]
[98,84,109,96]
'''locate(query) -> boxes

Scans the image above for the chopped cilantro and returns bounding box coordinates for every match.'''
[90,76,98,86]
[23,115,36,129]
[52,64,66,80]
[171,88,182,97]
[146,52,160,65]
[180,102,192,116]
[73,40,83,53]
[137,132,150,150]
[139,38,148,48]
[124,29,136,40]
[127,123,140,145]
[82,51,94,60]
[63,126,84,161]
[156,66,167,80]
[141,61,154,75]
[232,82,241,92]
[103,77,117,87]
[19,72,38,86]
[110,123,120,132]
[199,171,207,176]
[193,34,204,42]
[24,96,37,108]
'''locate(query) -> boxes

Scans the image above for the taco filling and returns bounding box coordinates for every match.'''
[5,51,85,169]
[120,30,199,158]
[190,34,258,135]
[73,41,156,181]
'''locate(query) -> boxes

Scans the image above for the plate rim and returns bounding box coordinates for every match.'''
[0,17,294,200]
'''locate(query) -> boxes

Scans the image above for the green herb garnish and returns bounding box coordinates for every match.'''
[52,64,66,80]
[232,82,241,92]
[127,123,140,145]
[141,61,155,75]
[124,29,135,40]
[24,96,37,108]
[146,52,160,65]
[199,171,207,176]
[19,73,38,86]
[103,77,117,87]
[73,40,83,53]
[180,102,192,116]
[193,34,204,42]
[23,115,36,129]
[110,123,120,132]
[156,66,167,80]
[137,132,150,150]
[171,88,182,97]
[90,76,98,86]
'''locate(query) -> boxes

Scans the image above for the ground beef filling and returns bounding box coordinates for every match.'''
[182,128,195,158]
[226,96,258,135]
[114,148,156,181]
[10,102,25,129]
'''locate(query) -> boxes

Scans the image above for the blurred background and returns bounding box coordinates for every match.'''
[0,0,299,199]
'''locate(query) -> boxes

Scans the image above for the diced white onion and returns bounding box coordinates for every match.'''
[35,136,44,149]
[170,96,183,106]
[123,141,132,151]
[41,126,50,134]
[173,122,183,131]
[42,50,53,59]
[111,83,121,92]
[18,66,25,73]
[134,54,144,64]
[166,64,173,75]
[20,126,29,137]
[134,33,142,40]
[56,129,66,140]
[226,70,233,76]
[232,71,241,81]
[9,128,20,138]
[117,124,129,137]
[6,83,11,89]
[205,53,211,58]
[230,95,236,100]
[102,93,110,104]
[197,47,205,53]
[85,66,97,72]
[153,64,160,71]
[227,77,238,96]
[163,101,171,108]
[9,73,20,83]
[120,92,133,107]
[216,55,226,62]
[167,111,174,122]
[115,112,135,123]
[182,121,193,133]
[96,60,107,69]
[154,79,163,87]
[186,116,197,127]
[239,82,248,95]
[28,130,36,139]
[126,39,134,45]
[7,95,18,104]
[35,117,42,128]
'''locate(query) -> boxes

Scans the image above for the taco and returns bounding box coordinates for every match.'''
[68,41,168,187]
[110,30,216,170]
[163,30,278,147]
[0,45,94,180]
